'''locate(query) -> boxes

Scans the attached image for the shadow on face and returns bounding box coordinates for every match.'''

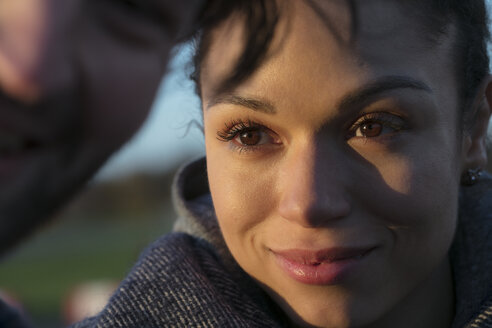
[199,0,477,326]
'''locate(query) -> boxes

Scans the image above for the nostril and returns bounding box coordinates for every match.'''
[278,193,351,228]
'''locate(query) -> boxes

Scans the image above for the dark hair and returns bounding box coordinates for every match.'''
[410,0,490,127]
[191,0,490,123]
[190,0,280,96]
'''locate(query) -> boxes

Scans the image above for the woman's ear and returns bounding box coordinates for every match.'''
[461,75,492,172]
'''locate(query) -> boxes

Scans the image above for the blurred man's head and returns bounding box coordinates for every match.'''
[0,0,204,254]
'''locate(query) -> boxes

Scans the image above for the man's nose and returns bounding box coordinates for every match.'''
[0,0,77,102]
[277,139,351,228]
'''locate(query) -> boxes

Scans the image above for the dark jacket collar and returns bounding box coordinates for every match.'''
[451,172,492,327]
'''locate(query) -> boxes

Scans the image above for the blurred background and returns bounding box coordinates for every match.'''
[0,43,206,327]
[1,27,492,328]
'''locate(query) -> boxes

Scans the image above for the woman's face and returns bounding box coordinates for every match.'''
[202,1,471,327]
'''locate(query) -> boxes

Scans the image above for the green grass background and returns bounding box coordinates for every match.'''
[0,205,175,327]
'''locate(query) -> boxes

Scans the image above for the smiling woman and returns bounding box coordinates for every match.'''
[67,0,492,327]
[63,0,492,327]
[201,2,468,326]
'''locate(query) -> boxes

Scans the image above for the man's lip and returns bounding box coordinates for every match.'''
[270,246,377,264]
[0,120,51,145]
[0,129,43,155]
[0,148,38,180]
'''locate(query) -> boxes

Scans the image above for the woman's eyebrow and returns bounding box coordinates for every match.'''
[206,95,276,114]
[336,75,433,113]
[206,76,431,114]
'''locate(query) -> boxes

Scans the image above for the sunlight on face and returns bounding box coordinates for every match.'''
[202,0,461,327]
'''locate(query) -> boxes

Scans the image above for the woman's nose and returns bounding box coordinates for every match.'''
[277,141,351,228]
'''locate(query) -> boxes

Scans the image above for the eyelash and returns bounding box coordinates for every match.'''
[216,112,407,153]
[346,112,407,139]
[216,119,262,141]
[216,119,278,153]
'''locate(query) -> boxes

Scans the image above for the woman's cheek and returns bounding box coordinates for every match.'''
[207,149,278,254]
[352,137,460,224]
[355,144,459,256]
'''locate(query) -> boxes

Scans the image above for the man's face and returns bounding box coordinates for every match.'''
[202,0,465,326]
[0,0,203,253]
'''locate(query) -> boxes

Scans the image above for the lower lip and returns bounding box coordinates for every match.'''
[0,151,36,179]
[273,251,371,285]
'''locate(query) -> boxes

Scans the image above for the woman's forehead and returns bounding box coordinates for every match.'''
[200,0,456,105]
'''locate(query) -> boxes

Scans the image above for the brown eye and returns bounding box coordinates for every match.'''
[356,122,383,137]
[217,120,282,150]
[238,130,262,145]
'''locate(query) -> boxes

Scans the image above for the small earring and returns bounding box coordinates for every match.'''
[461,168,483,186]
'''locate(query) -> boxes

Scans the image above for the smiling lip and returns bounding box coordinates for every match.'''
[271,246,376,285]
